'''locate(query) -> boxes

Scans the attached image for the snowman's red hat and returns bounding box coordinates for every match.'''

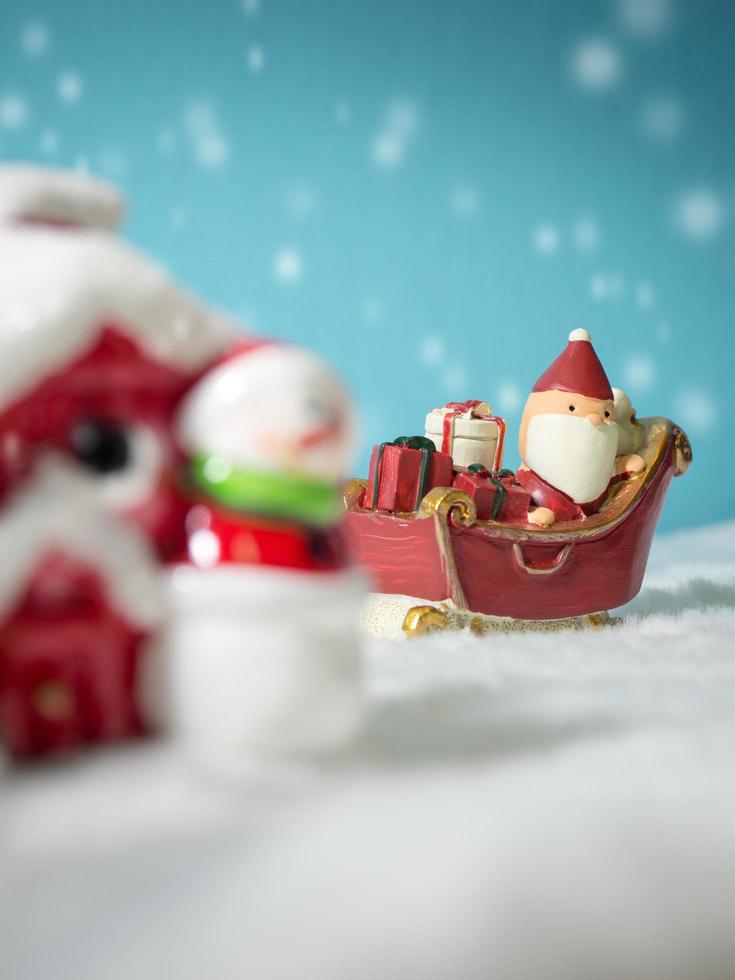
[532,328,613,401]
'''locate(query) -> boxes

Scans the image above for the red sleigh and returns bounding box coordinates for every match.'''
[343,417,692,635]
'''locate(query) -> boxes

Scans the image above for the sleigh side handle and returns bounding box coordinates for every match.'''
[512,542,572,575]
[418,487,476,609]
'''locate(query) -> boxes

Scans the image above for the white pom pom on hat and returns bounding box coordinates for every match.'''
[568,328,591,342]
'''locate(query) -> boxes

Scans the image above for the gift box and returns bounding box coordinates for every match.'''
[365,436,453,513]
[453,466,531,523]
[425,400,506,471]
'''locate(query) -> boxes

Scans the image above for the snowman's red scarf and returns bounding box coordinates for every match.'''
[186,500,349,573]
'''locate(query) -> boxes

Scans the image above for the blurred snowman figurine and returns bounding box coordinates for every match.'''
[144,340,365,771]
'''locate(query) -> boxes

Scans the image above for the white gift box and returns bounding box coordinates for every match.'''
[424,400,505,471]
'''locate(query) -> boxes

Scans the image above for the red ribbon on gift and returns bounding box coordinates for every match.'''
[440,400,506,471]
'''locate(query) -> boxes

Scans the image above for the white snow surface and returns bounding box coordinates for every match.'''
[0,221,235,412]
[2,520,735,980]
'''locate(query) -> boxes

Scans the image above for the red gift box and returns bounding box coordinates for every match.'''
[453,467,531,523]
[366,437,454,513]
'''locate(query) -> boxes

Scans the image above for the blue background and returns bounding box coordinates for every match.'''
[1,0,732,531]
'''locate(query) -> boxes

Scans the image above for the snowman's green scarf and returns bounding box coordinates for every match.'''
[191,455,341,527]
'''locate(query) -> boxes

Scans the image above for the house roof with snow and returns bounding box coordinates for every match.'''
[0,165,238,414]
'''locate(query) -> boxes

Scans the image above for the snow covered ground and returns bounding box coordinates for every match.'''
[2,521,735,980]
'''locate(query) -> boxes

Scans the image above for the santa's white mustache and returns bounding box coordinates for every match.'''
[525,412,619,504]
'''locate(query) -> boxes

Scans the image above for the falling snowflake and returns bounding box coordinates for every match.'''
[0,93,28,129]
[676,387,715,433]
[635,281,656,310]
[183,100,229,170]
[532,223,559,255]
[97,147,128,178]
[590,272,627,300]
[450,185,482,219]
[284,182,316,219]
[241,0,260,15]
[570,38,623,91]
[656,321,671,346]
[57,71,83,105]
[385,100,419,140]
[674,188,724,242]
[21,21,49,57]
[443,363,467,392]
[497,381,521,413]
[640,95,683,141]
[420,337,444,366]
[39,128,57,155]
[171,206,187,231]
[589,273,607,301]
[623,354,655,391]
[248,45,265,73]
[274,247,303,284]
[197,133,228,168]
[617,0,672,39]
[184,100,216,134]
[572,216,600,253]
[361,298,384,326]
[371,132,404,169]
[371,98,420,171]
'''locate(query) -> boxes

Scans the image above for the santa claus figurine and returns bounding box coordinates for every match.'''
[517,329,645,527]
[142,341,365,770]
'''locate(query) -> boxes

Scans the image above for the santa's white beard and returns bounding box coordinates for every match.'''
[525,413,619,503]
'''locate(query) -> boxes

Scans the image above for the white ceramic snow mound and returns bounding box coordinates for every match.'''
[0,164,126,230]
[0,221,236,414]
[360,592,431,640]
[141,565,366,769]
[176,344,356,482]
[0,458,164,627]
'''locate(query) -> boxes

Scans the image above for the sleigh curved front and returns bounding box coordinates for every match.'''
[343,418,690,621]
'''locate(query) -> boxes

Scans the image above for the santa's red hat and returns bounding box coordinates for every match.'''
[532,328,613,401]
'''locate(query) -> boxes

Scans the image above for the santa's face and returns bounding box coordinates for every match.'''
[177,346,356,484]
[519,389,618,503]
